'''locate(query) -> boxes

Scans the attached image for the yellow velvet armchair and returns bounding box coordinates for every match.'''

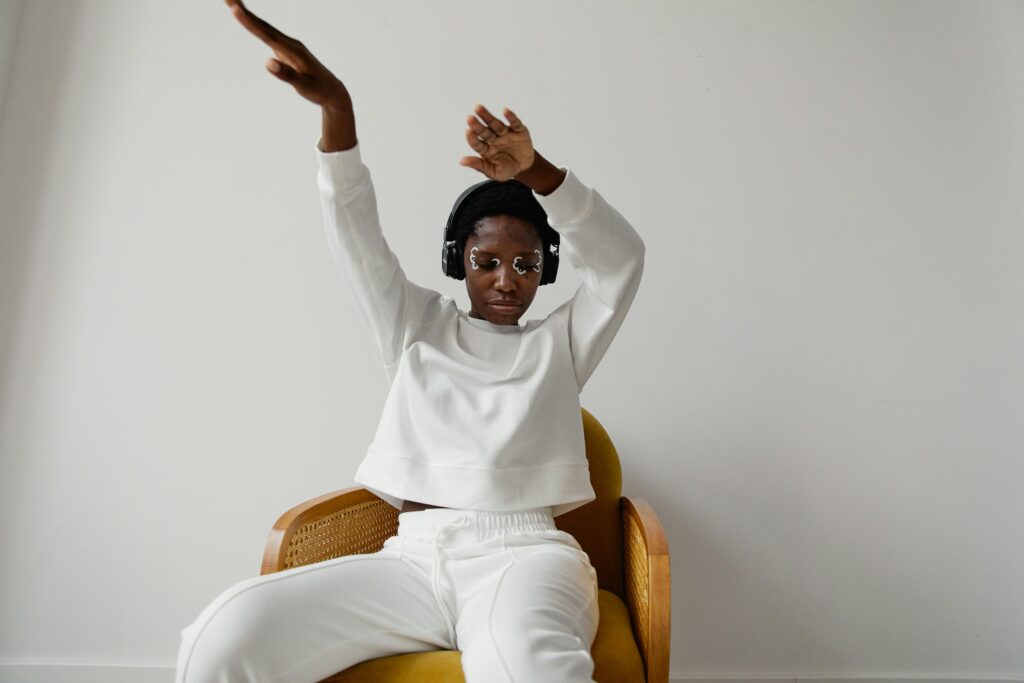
[260,407,670,682]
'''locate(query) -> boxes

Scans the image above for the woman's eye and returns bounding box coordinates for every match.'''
[476,262,539,272]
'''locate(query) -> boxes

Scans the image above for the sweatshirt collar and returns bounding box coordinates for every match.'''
[460,309,524,333]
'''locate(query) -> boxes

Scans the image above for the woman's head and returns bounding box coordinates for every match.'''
[451,180,554,325]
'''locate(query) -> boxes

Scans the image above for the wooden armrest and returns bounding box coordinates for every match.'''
[621,496,671,683]
[260,486,399,576]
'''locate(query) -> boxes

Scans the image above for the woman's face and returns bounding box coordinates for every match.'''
[463,214,544,325]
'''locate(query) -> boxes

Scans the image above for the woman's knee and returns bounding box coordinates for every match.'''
[458,549,600,682]
[175,550,418,683]
[175,577,280,683]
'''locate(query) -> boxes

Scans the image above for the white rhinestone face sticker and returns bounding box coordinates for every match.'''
[469,246,499,271]
[513,249,544,275]
[470,246,542,277]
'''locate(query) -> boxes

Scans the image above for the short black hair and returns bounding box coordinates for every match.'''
[453,180,552,254]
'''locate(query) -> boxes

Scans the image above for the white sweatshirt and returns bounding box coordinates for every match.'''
[316,138,644,517]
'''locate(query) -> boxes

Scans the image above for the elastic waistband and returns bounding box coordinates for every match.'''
[397,506,555,542]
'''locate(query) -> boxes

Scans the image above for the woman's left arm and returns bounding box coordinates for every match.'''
[526,161,646,392]
[460,105,646,391]
[512,149,566,197]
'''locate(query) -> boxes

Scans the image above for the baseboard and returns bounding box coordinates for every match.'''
[671,676,1024,683]
[0,663,174,683]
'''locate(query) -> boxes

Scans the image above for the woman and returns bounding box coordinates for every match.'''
[175,2,645,681]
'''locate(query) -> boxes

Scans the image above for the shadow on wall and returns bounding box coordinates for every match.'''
[0,1,82,520]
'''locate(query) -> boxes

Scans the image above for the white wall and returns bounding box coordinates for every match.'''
[1,0,1022,681]
[0,0,22,128]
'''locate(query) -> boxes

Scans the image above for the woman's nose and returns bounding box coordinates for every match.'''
[494,266,517,290]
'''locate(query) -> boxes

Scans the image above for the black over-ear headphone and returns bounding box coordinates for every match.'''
[441,178,560,285]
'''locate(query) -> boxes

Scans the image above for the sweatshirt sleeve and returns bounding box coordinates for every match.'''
[315,137,447,371]
[535,169,646,393]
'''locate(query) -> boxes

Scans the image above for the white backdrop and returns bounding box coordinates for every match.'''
[1,1,1022,681]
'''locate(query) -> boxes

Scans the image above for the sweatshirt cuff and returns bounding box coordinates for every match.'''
[532,168,594,226]
[315,136,367,191]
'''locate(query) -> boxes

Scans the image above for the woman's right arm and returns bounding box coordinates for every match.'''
[321,104,357,153]
[228,0,446,370]
[316,132,447,370]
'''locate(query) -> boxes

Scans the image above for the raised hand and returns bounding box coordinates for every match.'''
[459,105,535,182]
[225,0,351,112]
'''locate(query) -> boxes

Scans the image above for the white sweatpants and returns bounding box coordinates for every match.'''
[175,506,600,683]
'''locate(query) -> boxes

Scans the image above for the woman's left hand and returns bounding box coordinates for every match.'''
[459,104,535,181]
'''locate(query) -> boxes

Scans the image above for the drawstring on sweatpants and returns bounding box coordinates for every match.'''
[430,514,471,647]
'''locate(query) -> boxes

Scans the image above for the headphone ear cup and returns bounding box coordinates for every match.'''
[442,238,465,280]
[540,232,560,285]
[541,252,558,285]
[447,242,465,280]
[443,178,495,281]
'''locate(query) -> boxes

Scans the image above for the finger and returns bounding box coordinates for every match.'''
[466,115,495,142]
[464,128,488,154]
[504,108,526,132]
[474,103,508,135]
[228,0,299,51]
[266,57,299,83]
[231,6,312,74]
[459,156,486,174]
[227,0,273,42]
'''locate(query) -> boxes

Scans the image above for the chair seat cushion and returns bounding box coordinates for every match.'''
[322,588,645,682]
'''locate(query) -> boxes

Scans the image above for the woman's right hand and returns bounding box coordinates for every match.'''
[226,0,352,113]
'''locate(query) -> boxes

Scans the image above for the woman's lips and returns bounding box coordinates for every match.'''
[489,303,521,314]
